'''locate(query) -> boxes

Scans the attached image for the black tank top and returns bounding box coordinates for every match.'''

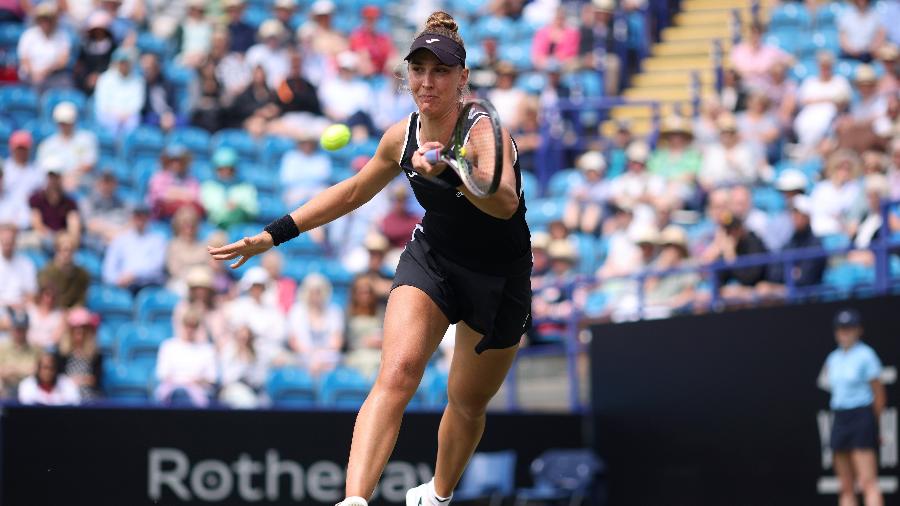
[399,111,532,276]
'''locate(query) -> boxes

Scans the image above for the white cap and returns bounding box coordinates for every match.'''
[274,0,296,8]
[790,195,812,215]
[626,141,650,163]
[310,0,335,15]
[547,239,578,261]
[863,173,890,198]
[239,266,270,291]
[258,19,285,39]
[775,168,808,192]
[630,224,659,245]
[577,151,606,173]
[52,101,78,124]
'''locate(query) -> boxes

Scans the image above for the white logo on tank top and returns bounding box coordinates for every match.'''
[425,38,440,43]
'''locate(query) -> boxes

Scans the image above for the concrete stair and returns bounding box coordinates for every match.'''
[603,0,773,138]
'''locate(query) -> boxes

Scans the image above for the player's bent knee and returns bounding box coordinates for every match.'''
[375,359,425,398]
[446,391,489,421]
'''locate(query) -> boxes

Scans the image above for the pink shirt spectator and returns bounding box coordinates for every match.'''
[147,169,203,220]
[730,42,789,89]
[532,25,579,69]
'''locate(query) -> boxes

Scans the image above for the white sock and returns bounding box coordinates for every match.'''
[337,496,368,506]
[428,478,452,503]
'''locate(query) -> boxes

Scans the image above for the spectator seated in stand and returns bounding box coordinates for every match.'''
[266,49,327,139]
[229,64,281,137]
[16,3,72,93]
[838,0,885,63]
[532,239,580,341]
[218,324,266,408]
[18,351,81,405]
[297,0,349,61]
[702,211,769,303]
[343,275,385,379]
[318,51,376,134]
[809,149,863,238]
[288,273,345,377]
[757,195,826,299]
[102,205,168,295]
[793,51,852,157]
[487,62,527,131]
[201,147,259,229]
[647,116,701,197]
[699,114,760,192]
[225,267,288,367]
[729,21,792,91]
[245,20,291,91]
[74,10,117,96]
[642,225,699,317]
[155,307,217,407]
[261,250,296,315]
[279,129,332,205]
[38,233,90,309]
[532,5,579,71]
[846,174,900,267]
[172,266,230,347]
[0,310,39,398]
[26,157,81,252]
[94,48,146,138]
[4,131,44,206]
[140,52,185,133]
[174,0,213,69]
[357,232,394,305]
[165,207,209,295]
[0,225,37,317]
[80,171,130,251]
[56,308,103,402]
[36,102,99,193]
[0,165,31,231]
[834,64,890,152]
[563,150,611,235]
[379,184,421,257]
[147,144,204,220]
[222,0,256,53]
[350,5,397,77]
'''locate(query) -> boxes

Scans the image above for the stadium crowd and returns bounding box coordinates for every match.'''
[0,0,898,408]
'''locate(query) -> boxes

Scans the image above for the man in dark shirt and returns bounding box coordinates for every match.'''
[26,158,80,252]
[275,50,322,116]
[224,0,256,53]
[757,195,826,298]
[714,212,768,300]
[140,52,182,131]
[577,0,622,95]
[38,233,90,309]
[379,184,422,251]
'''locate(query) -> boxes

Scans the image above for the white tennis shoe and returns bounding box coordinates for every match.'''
[406,478,452,506]
[335,496,368,506]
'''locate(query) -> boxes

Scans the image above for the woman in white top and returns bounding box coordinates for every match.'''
[794,51,852,152]
[18,352,80,405]
[809,149,863,237]
[218,325,267,408]
[155,307,217,406]
[847,174,900,267]
[288,272,345,377]
[26,286,65,351]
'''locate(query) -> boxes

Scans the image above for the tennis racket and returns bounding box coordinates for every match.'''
[423,98,504,198]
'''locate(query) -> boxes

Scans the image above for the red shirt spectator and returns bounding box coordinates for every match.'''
[349,5,396,76]
[147,145,204,220]
[532,7,580,70]
[379,185,421,249]
[28,166,79,234]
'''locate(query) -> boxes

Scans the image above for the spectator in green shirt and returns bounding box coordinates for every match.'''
[648,115,702,184]
[200,147,259,229]
[38,233,90,309]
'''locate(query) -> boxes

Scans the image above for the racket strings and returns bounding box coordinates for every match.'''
[461,111,497,194]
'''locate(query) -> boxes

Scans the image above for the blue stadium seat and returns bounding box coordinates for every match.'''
[212,129,259,161]
[424,368,448,407]
[22,119,57,144]
[751,186,785,214]
[241,163,279,194]
[136,31,172,58]
[21,248,48,270]
[116,321,171,363]
[96,320,127,357]
[260,135,296,167]
[132,157,159,194]
[454,451,517,504]
[103,364,152,404]
[564,70,604,99]
[192,159,214,181]
[93,125,118,159]
[87,286,135,322]
[167,127,211,158]
[267,367,317,408]
[0,23,23,49]
[516,72,548,95]
[527,197,566,228]
[473,16,515,40]
[40,88,87,123]
[74,249,102,279]
[547,169,584,197]
[124,125,166,161]
[499,42,532,70]
[514,449,604,505]
[823,262,875,298]
[583,290,608,317]
[242,5,270,28]
[821,233,851,251]
[570,233,598,274]
[256,194,287,223]
[279,232,326,257]
[814,2,841,27]
[768,3,811,30]
[134,287,180,323]
[0,85,37,126]
[520,170,538,199]
[319,366,372,408]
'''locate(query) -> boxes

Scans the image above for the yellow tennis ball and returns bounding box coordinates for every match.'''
[320,124,351,151]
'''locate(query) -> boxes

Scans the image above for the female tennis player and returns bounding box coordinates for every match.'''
[209,11,531,506]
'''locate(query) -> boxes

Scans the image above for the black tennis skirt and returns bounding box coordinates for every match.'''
[391,227,532,353]
[831,405,879,451]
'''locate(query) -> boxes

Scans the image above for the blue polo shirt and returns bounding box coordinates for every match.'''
[826,341,882,410]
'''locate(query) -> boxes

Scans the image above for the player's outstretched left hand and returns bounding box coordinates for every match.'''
[208,232,274,269]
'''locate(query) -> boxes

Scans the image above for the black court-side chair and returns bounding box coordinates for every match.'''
[514,449,604,506]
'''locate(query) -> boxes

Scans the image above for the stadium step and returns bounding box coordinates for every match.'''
[632,71,716,88]
[681,0,775,10]
[623,86,700,102]
[661,25,745,42]
[609,102,687,120]
[601,118,655,137]
[641,56,714,72]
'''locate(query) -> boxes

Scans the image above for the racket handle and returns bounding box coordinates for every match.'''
[424,149,441,165]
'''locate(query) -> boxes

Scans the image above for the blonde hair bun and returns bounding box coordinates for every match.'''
[425,11,458,33]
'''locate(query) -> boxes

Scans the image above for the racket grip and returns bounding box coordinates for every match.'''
[424,149,441,164]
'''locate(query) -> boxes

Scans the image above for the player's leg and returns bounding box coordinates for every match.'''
[851,449,883,506]
[432,322,518,498]
[834,451,858,506]
[343,285,448,500]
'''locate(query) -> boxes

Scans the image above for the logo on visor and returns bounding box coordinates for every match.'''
[425,38,440,43]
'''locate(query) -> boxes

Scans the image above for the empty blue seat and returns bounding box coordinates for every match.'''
[751,186,785,214]
[520,170,539,199]
[474,16,515,40]
[136,31,172,58]
[167,127,211,157]
[124,125,165,161]
[424,368,448,407]
[267,367,317,408]
[241,163,279,193]
[499,42,531,70]
[455,451,517,505]
[22,119,57,144]
[547,169,584,197]
[0,85,38,125]
[74,249,102,279]
[212,129,259,161]
[516,72,548,95]
[260,135,296,167]
[134,287,180,323]
[116,321,171,363]
[256,194,287,223]
[526,197,566,228]
[319,366,372,408]
[96,320,126,357]
[822,233,851,251]
[93,125,118,158]
[133,158,159,194]
[0,23,23,49]
[768,3,810,30]
[103,364,152,404]
[87,285,134,321]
